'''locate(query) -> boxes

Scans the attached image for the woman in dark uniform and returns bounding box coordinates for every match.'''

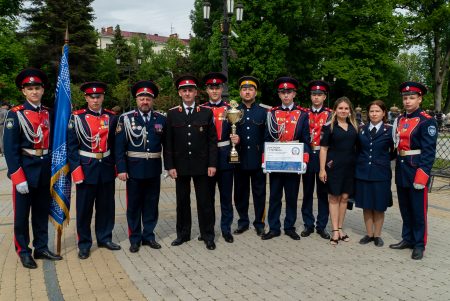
[319,97,358,245]
[355,100,395,247]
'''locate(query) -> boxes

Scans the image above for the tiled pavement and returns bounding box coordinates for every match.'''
[0,157,449,300]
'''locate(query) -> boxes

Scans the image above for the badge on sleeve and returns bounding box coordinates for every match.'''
[116,122,123,133]
[68,119,74,129]
[428,125,436,136]
[5,118,14,129]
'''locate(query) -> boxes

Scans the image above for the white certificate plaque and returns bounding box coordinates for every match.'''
[263,142,305,174]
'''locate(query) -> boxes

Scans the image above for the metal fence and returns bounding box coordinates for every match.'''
[430,127,450,191]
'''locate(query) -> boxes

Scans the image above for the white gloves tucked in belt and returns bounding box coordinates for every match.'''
[16,181,29,194]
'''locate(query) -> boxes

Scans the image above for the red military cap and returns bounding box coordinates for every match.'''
[15,68,48,89]
[308,80,330,94]
[238,76,259,89]
[399,81,427,96]
[203,72,227,86]
[175,74,199,90]
[275,76,299,91]
[131,80,159,98]
[80,82,107,97]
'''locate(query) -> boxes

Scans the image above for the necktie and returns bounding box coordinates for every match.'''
[370,127,377,137]
[187,107,193,116]
[143,113,149,123]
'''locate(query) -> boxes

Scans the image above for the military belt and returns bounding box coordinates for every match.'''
[22,148,49,156]
[79,150,111,159]
[398,149,421,156]
[126,151,161,159]
[217,140,230,147]
[311,146,321,151]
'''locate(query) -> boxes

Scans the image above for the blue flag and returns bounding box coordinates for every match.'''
[50,43,72,229]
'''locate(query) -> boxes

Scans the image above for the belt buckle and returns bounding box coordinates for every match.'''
[399,150,406,156]
[35,149,43,156]
[96,153,103,159]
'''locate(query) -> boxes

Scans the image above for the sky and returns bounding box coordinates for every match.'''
[91,0,196,39]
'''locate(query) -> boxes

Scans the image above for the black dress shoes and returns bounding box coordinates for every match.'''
[205,240,216,250]
[142,240,162,249]
[20,254,37,269]
[301,228,314,237]
[171,237,189,246]
[34,249,63,260]
[389,240,413,250]
[261,231,280,240]
[316,229,331,240]
[233,226,249,234]
[98,241,121,251]
[285,230,301,240]
[129,243,140,253]
[411,248,424,260]
[359,235,374,245]
[374,237,384,247]
[222,233,234,243]
[255,228,265,236]
[78,249,90,260]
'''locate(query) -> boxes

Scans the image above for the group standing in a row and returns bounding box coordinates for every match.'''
[3,67,437,269]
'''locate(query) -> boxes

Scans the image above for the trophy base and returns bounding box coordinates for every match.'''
[228,155,240,164]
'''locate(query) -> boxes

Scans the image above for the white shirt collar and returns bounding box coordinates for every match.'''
[369,122,382,131]
[312,106,322,113]
[282,103,294,110]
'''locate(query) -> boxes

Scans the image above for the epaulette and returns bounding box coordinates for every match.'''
[73,109,87,115]
[324,107,332,112]
[384,123,392,128]
[11,105,25,112]
[104,108,116,115]
[259,103,272,110]
[297,106,308,112]
[270,106,281,111]
[420,111,432,119]
[169,105,181,111]
[42,105,52,111]
[154,110,167,117]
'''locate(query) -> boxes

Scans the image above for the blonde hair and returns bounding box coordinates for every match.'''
[329,96,358,132]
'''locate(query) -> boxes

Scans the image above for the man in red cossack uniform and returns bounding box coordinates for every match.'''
[4,68,62,269]
[300,80,332,240]
[67,81,120,259]
[262,76,311,241]
[389,81,437,260]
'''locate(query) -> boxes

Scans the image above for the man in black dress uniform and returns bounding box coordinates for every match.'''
[164,75,218,250]
[4,68,62,269]
[115,80,166,253]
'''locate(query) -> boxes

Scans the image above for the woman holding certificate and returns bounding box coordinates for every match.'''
[319,97,358,245]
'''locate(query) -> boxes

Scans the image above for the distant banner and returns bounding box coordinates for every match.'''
[264,142,306,174]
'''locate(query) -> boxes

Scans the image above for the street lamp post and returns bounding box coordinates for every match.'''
[116,57,142,110]
[203,0,243,100]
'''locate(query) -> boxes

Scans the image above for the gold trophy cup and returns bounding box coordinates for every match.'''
[226,100,244,163]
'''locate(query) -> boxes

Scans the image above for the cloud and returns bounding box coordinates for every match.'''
[92,0,194,38]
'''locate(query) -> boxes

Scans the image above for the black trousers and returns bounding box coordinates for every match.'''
[13,181,50,256]
[126,176,160,244]
[175,175,215,242]
[76,181,115,250]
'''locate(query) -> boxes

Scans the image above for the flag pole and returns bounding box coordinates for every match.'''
[55,26,69,256]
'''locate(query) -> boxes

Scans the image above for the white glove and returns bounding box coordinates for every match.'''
[301,163,307,173]
[16,181,29,194]
[413,183,425,190]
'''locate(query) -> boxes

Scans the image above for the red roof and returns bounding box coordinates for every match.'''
[101,27,189,46]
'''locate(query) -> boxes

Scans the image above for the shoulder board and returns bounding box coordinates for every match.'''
[297,106,308,112]
[324,107,332,112]
[42,105,51,111]
[259,103,272,110]
[120,110,135,118]
[270,106,281,111]
[420,111,432,119]
[154,110,166,117]
[104,108,116,115]
[384,123,392,128]
[200,102,211,108]
[11,105,25,112]
[73,109,87,115]
[169,105,181,111]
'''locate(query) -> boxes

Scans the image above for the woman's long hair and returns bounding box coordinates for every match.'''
[329,96,358,132]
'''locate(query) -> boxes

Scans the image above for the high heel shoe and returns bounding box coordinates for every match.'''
[330,229,339,245]
[338,227,350,242]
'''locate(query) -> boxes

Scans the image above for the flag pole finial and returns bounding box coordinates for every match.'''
[64,25,69,44]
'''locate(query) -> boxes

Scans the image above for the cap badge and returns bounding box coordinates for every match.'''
[213,79,217,83]
[144,88,148,92]
[316,85,320,90]
[30,77,34,82]
[93,87,97,92]
[283,83,288,88]
[185,80,189,84]
[406,86,410,91]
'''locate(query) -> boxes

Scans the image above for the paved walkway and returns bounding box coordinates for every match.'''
[0,156,449,300]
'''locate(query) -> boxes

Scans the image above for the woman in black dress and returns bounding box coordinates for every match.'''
[319,97,358,245]
[355,100,395,247]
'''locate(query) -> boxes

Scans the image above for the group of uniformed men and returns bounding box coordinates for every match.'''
[3,67,435,269]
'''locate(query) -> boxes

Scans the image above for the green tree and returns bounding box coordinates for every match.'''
[0,18,27,103]
[399,0,450,113]
[24,0,98,88]
[0,0,22,16]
